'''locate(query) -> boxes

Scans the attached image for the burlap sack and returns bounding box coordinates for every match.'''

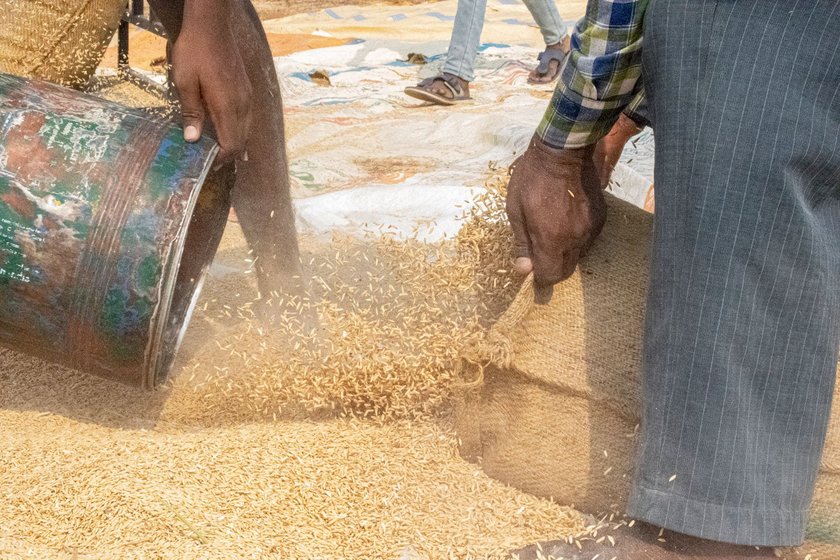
[804,382,840,559]
[456,194,650,515]
[0,0,126,88]
[456,193,840,556]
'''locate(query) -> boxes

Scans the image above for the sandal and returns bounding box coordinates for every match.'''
[527,46,568,84]
[404,74,470,106]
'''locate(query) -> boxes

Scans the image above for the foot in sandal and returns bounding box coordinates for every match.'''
[527,36,571,85]
[510,520,789,560]
[404,72,470,106]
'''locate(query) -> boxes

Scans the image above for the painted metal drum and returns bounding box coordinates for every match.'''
[0,72,230,388]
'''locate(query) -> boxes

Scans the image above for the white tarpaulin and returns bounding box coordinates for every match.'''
[267,0,655,240]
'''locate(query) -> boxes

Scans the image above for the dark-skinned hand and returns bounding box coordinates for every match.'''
[506,136,607,300]
[591,112,644,188]
[170,0,253,163]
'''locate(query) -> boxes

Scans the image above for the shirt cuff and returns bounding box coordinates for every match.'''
[535,82,630,149]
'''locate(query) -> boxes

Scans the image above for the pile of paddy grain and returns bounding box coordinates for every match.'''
[0,172,592,559]
[0,401,584,559]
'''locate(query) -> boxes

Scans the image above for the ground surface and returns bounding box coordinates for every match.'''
[253,0,429,18]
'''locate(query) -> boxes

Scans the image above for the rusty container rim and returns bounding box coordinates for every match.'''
[0,72,229,388]
[144,146,219,389]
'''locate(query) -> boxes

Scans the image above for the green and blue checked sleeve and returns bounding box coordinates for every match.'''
[536,0,649,148]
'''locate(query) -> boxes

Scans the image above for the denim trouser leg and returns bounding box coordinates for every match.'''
[443,0,567,81]
[442,0,488,81]
[521,0,566,46]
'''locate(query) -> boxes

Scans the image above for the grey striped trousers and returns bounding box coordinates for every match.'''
[626,0,840,547]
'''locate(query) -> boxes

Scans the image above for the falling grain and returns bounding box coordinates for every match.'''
[0,170,587,558]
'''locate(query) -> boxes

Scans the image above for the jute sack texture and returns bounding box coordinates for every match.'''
[456,193,840,557]
[456,194,650,516]
[0,0,126,88]
[806,380,840,560]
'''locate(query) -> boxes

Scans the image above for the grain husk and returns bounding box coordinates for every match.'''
[0,172,589,559]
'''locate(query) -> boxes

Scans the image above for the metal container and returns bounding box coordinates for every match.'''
[0,72,230,388]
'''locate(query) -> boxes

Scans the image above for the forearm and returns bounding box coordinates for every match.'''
[536,0,649,149]
[147,0,232,40]
[183,0,231,31]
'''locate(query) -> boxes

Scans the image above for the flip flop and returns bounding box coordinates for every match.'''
[404,75,470,106]
[527,47,568,84]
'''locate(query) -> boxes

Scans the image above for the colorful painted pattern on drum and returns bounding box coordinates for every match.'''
[0,73,218,387]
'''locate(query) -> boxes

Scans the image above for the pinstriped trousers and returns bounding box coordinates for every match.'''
[625,0,840,547]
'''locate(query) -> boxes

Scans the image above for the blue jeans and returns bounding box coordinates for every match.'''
[441,0,567,82]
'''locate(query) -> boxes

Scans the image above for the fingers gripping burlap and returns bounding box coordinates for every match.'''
[0,0,126,88]
[455,193,840,559]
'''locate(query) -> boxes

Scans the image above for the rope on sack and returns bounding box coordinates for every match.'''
[451,275,538,391]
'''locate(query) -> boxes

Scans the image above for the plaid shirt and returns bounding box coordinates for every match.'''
[537,0,650,148]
